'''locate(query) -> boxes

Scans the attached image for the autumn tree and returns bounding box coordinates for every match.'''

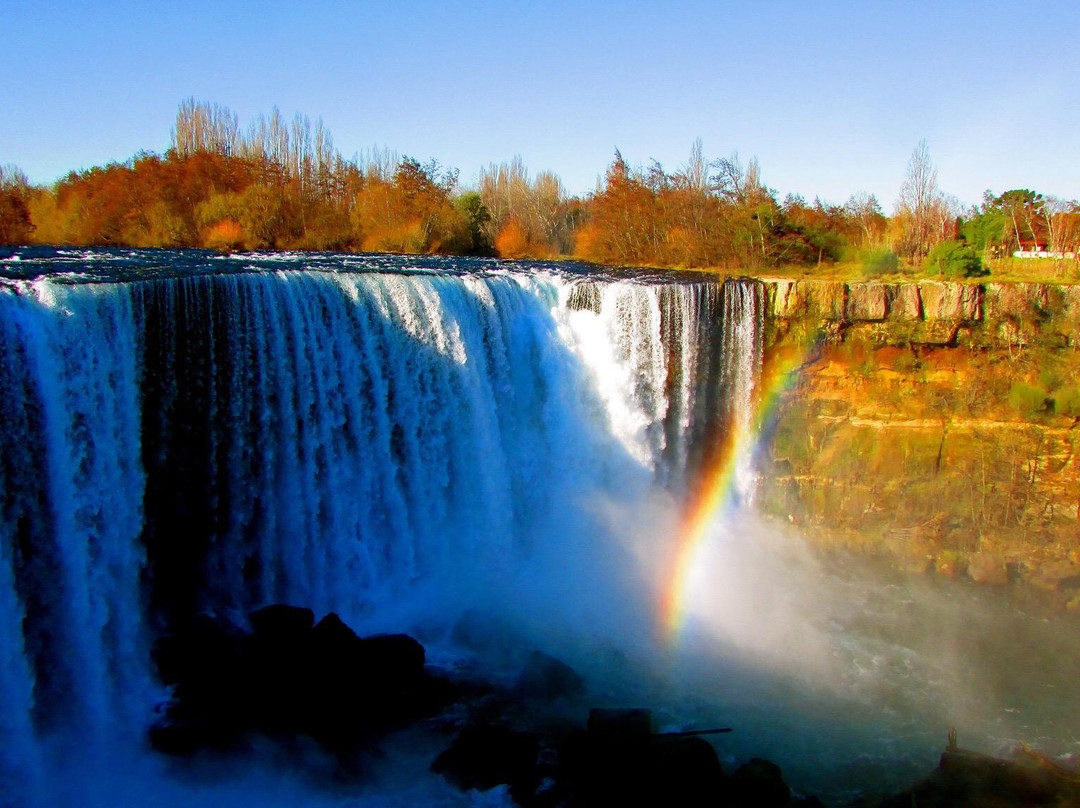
[0,164,34,245]
[575,151,664,265]
[479,157,574,257]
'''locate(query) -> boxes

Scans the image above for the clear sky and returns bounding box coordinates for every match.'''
[3,0,1078,210]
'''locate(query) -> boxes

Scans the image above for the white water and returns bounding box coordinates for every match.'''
[2,251,1078,806]
[0,256,769,805]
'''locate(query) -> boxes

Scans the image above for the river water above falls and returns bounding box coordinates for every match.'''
[1,248,1077,806]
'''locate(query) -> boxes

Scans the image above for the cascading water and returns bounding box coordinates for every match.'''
[0,249,766,805]
[8,250,1075,806]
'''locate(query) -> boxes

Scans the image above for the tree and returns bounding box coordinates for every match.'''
[0,164,34,245]
[895,140,943,260]
[844,191,886,247]
[452,191,493,255]
[171,98,239,157]
[478,157,573,256]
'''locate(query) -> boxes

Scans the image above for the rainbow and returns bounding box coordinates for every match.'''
[660,339,814,640]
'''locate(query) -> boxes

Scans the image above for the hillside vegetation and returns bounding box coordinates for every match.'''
[2,101,1078,284]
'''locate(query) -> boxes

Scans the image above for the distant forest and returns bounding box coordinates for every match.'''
[2,99,1079,277]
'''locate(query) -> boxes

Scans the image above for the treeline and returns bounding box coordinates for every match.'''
[3,100,1080,276]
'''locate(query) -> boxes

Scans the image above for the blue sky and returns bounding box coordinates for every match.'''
[3,1,1079,210]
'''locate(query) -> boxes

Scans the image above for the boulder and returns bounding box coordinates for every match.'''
[967,553,1009,585]
[1030,561,1080,593]
[248,604,314,637]
[514,651,586,702]
[650,735,726,805]
[880,747,1080,807]
[150,605,456,757]
[431,724,541,799]
[555,708,734,805]
[727,757,791,808]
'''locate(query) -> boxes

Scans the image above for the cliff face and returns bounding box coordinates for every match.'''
[757,279,1080,606]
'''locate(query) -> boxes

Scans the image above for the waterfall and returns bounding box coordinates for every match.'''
[0,252,765,803]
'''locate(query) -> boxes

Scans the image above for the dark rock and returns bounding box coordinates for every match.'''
[728,757,791,808]
[586,708,652,739]
[150,605,456,758]
[360,633,426,683]
[152,611,246,686]
[879,747,1080,807]
[432,724,541,801]
[514,651,586,702]
[650,735,725,805]
[450,609,523,658]
[559,709,724,806]
[248,604,314,637]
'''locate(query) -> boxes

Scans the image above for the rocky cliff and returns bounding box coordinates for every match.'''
[757,278,1080,606]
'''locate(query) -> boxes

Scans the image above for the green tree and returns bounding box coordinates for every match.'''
[925,239,986,278]
[452,191,493,255]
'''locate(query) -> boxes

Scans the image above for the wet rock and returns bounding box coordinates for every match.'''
[152,611,246,687]
[769,279,800,318]
[1030,561,1080,593]
[566,282,602,313]
[934,553,967,580]
[557,709,727,806]
[728,757,791,808]
[248,604,314,637]
[967,553,1009,585]
[431,724,541,800]
[514,651,586,702]
[150,605,455,757]
[650,735,726,805]
[879,747,1080,808]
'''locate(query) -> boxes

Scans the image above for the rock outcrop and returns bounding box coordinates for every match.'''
[757,278,1080,598]
[150,605,456,757]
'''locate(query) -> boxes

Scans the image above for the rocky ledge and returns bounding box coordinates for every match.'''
[762,278,1080,329]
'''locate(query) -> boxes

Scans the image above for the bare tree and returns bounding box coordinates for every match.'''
[679,137,709,192]
[171,99,239,157]
[895,140,942,259]
[845,191,884,247]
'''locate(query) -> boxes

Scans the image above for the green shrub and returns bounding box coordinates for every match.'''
[1054,385,1080,417]
[1008,381,1049,416]
[926,240,987,278]
[862,248,900,278]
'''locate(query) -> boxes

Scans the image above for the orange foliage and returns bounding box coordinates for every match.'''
[203,219,245,252]
[492,219,525,258]
[495,218,556,260]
